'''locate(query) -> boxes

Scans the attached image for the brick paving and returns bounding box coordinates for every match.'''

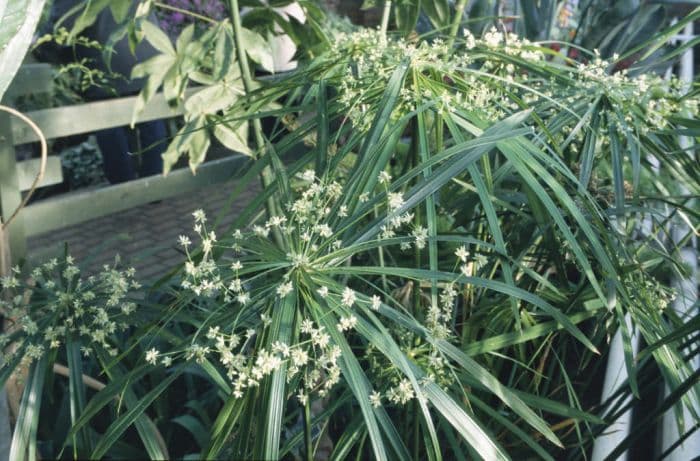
[27,179,261,282]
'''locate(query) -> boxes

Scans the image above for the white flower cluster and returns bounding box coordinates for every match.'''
[163,319,344,403]
[0,257,140,368]
[329,27,551,130]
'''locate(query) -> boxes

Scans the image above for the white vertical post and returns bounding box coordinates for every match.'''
[661,21,700,459]
[592,314,638,461]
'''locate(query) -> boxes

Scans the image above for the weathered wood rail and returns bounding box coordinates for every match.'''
[0,63,245,263]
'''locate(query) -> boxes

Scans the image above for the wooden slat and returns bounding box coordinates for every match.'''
[0,112,26,259]
[17,157,63,191]
[2,63,53,101]
[11,88,199,144]
[23,155,248,237]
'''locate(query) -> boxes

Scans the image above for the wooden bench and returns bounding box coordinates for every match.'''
[0,63,245,264]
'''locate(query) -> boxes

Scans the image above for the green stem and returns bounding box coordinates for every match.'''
[375,204,389,294]
[447,0,469,49]
[380,1,392,40]
[412,400,420,461]
[228,0,284,247]
[304,399,313,461]
[154,1,218,24]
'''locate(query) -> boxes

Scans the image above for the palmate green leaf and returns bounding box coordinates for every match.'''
[240,26,274,73]
[141,20,175,56]
[66,0,111,39]
[130,53,176,126]
[0,0,47,100]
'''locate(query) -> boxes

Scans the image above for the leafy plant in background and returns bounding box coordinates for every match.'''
[60,137,106,189]
[1,1,699,460]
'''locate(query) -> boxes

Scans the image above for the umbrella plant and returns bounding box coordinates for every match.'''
[1,0,699,459]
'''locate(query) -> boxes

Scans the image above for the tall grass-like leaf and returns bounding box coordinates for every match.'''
[90,368,183,459]
[9,357,47,461]
[66,339,93,456]
[257,292,296,460]
[313,306,409,460]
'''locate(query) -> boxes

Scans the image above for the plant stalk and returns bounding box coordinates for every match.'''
[304,399,313,461]
[380,1,392,40]
[447,0,469,49]
[228,0,284,247]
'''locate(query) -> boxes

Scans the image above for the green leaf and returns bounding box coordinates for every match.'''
[9,357,48,461]
[141,20,175,56]
[422,0,450,27]
[0,0,48,100]
[109,0,132,23]
[90,369,183,459]
[213,120,253,157]
[259,293,296,459]
[185,83,243,115]
[68,0,111,40]
[66,339,93,456]
[395,0,421,35]
[240,27,274,73]
[314,310,407,460]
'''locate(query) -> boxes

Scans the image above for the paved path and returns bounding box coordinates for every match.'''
[27,179,260,282]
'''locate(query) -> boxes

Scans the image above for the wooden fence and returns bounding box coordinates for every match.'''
[0,63,245,264]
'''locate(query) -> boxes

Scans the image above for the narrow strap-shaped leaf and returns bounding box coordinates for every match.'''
[66,338,93,456]
[258,292,296,460]
[445,114,521,329]
[326,265,597,353]
[317,274,566,448]
[357,59,410,162]
[352,112,532,245]
[314,309,409,460]
[90,368,183,458]
[315,79,329,175]
[416,108,439,310]
[421,380,510,461]
[469,394,554,461]
[9,357,47,461]
[353,312,442,461]
[578,109,600,193]
[608,121,626,215]
[500,142,607,304]
[64,356,169,460]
